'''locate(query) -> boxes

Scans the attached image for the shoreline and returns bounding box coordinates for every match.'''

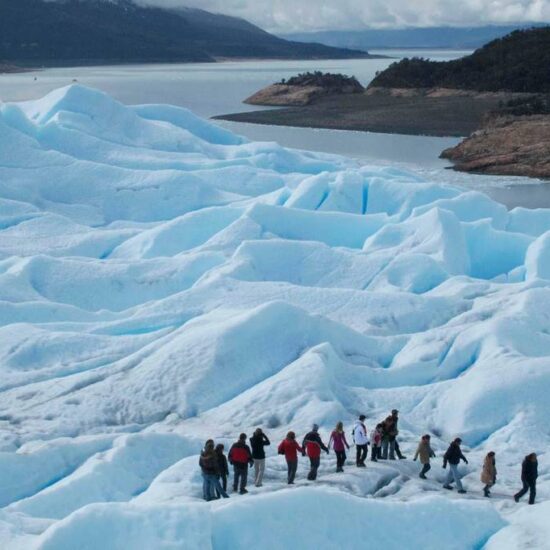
[0,54,385,74]
[214,93,506,138]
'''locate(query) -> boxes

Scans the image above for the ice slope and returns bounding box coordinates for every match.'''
[0,85,549,549]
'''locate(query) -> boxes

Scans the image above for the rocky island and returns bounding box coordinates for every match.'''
[245,72,365,106]
[217,27,550,179]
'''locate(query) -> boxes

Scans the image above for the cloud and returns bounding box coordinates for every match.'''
[135,0,550,32]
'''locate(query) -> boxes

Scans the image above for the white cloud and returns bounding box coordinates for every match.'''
[136,0,550,32]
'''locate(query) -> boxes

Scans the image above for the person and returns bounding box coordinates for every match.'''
[199,440,229,501]
[302,424,329,481]
[278,431,303,484]
[353,415,369,467]
[481,451,497,497]
[390,409,406,459]
[215,443,229,496]
[371,423,382,462]
[443,437,468,493]
[329,421,351,472]
[250,428,271,487]
[228,433,254,494]
[514,453,538,505]
[380,415,396,460]
[414,434,435,479]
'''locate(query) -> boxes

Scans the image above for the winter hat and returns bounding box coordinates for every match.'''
[359,414,366,421]
[312,423,319,432]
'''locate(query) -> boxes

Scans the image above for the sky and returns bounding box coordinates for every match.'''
[136,0,550,32]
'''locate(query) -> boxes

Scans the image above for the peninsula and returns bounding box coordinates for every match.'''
[217,27,550,179]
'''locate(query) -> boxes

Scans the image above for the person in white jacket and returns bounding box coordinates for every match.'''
[353,415,369,467]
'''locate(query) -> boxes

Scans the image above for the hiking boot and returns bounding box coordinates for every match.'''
[514,495,520,503]
[398,456,407,460]
[443,485,453,490]
[419,473,427,479]
[239,489,248,495]
[458,489,467,494]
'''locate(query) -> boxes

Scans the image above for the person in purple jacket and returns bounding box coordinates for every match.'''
[329,421,351,472]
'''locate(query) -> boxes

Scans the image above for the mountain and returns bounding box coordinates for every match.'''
[369,27,550,93]
[0,0,372,67]
[281,24,546,50]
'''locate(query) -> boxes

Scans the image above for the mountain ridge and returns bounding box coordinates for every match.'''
[281,24,548,50]
[0,0,374,67]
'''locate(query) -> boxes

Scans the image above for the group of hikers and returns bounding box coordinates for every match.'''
[199,410,539,505]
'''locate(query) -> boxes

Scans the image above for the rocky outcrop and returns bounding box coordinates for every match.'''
[441,115,550,179]
[245,73,364,106]
[245,84,329,106]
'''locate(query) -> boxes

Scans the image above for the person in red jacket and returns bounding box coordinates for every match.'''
[278,431,303,484]
[329,421,350,473]
[228,433,254,494]
[302,424,329,481]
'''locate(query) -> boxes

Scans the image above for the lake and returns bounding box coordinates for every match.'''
[1,51,548,209]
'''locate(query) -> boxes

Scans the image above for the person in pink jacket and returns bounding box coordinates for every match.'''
[371,423,383,462]
[329,421,350,472]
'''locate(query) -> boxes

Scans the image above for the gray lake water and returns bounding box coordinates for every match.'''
[1,50,548,209]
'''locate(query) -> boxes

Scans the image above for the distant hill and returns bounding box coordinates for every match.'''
[369,27,550,93]
[0,0,372,67]
[281,24,546,50]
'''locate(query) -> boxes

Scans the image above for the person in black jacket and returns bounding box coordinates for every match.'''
[442,437,468,494]
[228,433,254,494]
[250,428,270,487]
[302,424,329,481]
[215,443,229,496]
[514,453,538,505]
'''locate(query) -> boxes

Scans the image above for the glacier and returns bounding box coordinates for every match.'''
[0,84,549,549]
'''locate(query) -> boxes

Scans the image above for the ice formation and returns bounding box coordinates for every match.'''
[0,85,548,549]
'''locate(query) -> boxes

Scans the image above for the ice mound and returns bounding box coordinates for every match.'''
[33,492,503,550]
[0,85,549,548]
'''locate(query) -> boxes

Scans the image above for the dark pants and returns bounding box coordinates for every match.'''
[335,450,346,471]
[515,480,536,504]
[420,463,431,477]
[371,444,380,461]
[216,474,227,497]
[395,440,405,459]
[233,465,248,492]
[287,460,297,484]
[307,456,320,480]
[356,444,368,465]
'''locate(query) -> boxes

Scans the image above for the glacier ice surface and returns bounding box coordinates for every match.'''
[0,85,549,549]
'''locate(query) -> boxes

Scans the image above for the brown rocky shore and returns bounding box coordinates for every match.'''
[217,85,522,138]
[441,114,550,179]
